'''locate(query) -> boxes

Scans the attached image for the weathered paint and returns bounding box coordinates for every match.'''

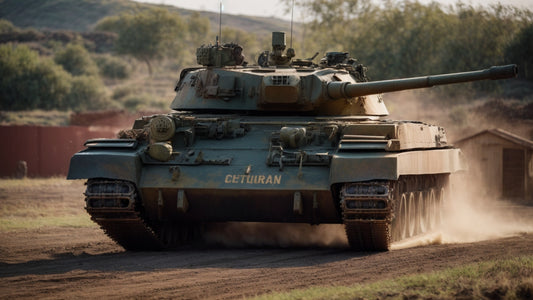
[224,174,282,185]
[140,164,331,191]
[330,148,466,183]
[67,150,142,184]
[67,114,468,226]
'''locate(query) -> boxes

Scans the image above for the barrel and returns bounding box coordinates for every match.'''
[327,64,518,99]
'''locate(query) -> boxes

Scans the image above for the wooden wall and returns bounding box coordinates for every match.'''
[456,132,533,203]
[0,125,116,177]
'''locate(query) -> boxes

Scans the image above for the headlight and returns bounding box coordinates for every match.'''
[149,115,176,142]
[148,142,173,162]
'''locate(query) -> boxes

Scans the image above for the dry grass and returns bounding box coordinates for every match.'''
[0,110,71,126]
[256,256,533,300]
[0,178,95,231]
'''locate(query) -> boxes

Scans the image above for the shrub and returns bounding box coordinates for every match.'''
[54,43,98,76]
[94,54,131,79]
[66,75,113,111]
[0,19,17,34]
[0,43,71,110]
[122,93,166,111]
[112,86,133,100]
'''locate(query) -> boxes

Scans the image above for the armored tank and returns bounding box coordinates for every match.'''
[68,32,517,251]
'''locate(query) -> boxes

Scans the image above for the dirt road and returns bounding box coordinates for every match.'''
[0,181,532,299]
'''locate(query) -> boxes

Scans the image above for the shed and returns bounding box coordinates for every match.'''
[454,129,533,203]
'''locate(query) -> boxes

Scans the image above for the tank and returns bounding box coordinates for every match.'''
[68,32,517,251]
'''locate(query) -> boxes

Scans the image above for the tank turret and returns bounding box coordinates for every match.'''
[174,31,518,117]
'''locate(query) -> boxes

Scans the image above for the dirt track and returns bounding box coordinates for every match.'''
[1,182,532,299]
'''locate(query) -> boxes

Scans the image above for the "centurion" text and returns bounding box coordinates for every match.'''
[224,174,282,185]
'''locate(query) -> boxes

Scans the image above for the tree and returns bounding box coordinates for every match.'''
[506,23,533,80]
[286,0,531,82]
[187,12,210,44]
[96,8,186,75]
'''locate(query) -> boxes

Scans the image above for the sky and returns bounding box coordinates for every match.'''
[135,0,533,20]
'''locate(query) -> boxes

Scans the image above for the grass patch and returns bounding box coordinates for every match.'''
[0,177,95,231]
[0,110,71,126]
[0,177,77,188]
[0,214,95,231]
[254,256,533,300]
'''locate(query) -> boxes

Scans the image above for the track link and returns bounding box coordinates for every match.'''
[341,181,393,251]
[85,180,163,250]
[341,176,448,251]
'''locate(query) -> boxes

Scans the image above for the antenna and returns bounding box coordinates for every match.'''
[290,0,294,48]
[218,1,223,46]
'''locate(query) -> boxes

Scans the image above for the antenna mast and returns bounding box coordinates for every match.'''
[218,1,223,46]
[290,0,294,48]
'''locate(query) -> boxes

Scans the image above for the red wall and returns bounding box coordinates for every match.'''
[0,125,116,177]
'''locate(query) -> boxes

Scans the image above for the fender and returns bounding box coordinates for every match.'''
[329,148,466,184]
[67,139,142,183]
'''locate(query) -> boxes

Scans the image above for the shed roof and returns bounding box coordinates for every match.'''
[455,128,533,150]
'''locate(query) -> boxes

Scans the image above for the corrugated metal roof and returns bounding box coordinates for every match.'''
[455,128,533,149]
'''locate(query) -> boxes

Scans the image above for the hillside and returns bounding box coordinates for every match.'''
[0,0,292,35]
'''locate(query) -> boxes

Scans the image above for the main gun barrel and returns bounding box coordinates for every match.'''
[327,64,517,99]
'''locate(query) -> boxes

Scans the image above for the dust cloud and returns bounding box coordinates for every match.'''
[389,90,533,250]
[392,174,533,250]
[205,175,533,250]
[203,222,348,249]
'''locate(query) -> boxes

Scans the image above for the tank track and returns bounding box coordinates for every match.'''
[84,179,163,250]
[341,175,447,251]
[341,181,393,251]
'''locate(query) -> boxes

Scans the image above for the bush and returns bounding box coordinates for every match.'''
[0,19,17,34]
[123,94,148,111]
[81,31,117,53]
[111,86,134,100]
[54,43,98,76]
[66,75,114,111]
[122,93,167,111]
[0,29,44,43]
[0,43,115,111]
[94,55,131,79]
[0,43,71,110]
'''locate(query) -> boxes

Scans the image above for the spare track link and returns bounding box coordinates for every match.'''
[85,179,163,250]
[341,181,392,251]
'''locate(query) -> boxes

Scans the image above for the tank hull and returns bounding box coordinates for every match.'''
[68,115,465,250]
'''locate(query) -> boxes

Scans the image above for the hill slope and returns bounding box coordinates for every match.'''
[0,0,292,34]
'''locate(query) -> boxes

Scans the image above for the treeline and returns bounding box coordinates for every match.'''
[0,8,210,111]
[0,7,267,111]
[290,0,533,85]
